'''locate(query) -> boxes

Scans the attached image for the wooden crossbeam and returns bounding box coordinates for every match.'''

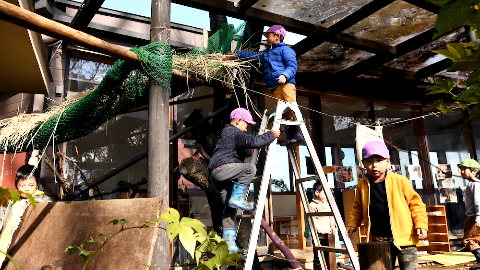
[69,0,106,30]
[403,0,441,13]
[415,57,451,80]
[235,0,259,11]
[333,28,439,79]
[328,0,395,35]
[172,0,396,55]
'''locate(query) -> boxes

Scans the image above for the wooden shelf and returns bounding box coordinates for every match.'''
[418,205,451,254]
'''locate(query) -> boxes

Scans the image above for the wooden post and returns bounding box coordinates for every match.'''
[147,0,170,269]
[357,242,392,270]
[411,106,436,205]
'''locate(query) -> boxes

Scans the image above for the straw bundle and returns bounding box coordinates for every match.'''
[172,52,254,87]
[0,52,253,152]
[0,91,92,153]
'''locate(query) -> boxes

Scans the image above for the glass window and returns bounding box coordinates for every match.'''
[68,58,112,96]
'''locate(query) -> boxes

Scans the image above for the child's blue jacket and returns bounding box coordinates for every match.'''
[236,42,297,88]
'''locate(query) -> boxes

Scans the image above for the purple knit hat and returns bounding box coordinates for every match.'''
[362,141,390,159]
[230,108,256,125]
[264,25,286,38]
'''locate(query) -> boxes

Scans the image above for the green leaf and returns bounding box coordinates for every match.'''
[10,191,20,204]
[223,253,240,264]
[84,239,100,245]
[166,222,180,242]
[426,78,453,95]
[166,208,180,222]
[180,217,208,238]
[433,0,477,39]
[201,257,217,270]
[468,104,480,120]
[456,84,480,103]
[461,70,480,86]
[65,246,80,254]
[456,100,470,109]
[432,49,459,60]
[192,263,212,270]
[158,208,180,224]
[195,249,203,265]
[98,233,106,237]
[78,249,94,261]
[448,60,480,72]
[25,194,36,209]
[447,43,468,58]
[429,0,455,3]
[109,219,119,225]
[179,226,196,259]
[213,241,229,267]
[119,218,128,225]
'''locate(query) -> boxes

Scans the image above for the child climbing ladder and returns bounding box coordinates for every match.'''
[228,25,303,146]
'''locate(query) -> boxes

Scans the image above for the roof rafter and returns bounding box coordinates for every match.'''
[172,0,397,55]
[332,28,439,79]
[69,0,106,30]
[402,0,441,13]
[235,0,259,11]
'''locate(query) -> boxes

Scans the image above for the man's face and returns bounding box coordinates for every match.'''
[17,177,38,197]
[363,155,389,180]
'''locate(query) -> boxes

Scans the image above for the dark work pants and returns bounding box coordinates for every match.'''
[313,234,330,270]
[210,163,256,230]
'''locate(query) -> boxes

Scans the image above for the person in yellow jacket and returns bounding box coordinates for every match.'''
[346,141,428,270]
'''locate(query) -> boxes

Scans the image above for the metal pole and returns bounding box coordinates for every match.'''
[148,0,170,268]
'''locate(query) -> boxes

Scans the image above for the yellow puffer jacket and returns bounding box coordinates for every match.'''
[347,172,428,248]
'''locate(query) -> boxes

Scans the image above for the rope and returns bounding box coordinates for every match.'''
[179,67,449,126]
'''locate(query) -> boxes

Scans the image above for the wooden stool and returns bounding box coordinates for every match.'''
[357,242,392,270]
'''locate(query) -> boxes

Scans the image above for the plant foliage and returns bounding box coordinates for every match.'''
[66,208,239,270]
[426,0,480,120]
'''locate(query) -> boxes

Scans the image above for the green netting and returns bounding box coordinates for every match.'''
[0,22,253,153]
[0,42,172,153]
[193,21,252,54]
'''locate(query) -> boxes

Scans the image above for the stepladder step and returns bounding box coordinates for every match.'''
[277,119,303,125]
[296,176,319,184]
[314,246,351,255]
[306,212,334,217]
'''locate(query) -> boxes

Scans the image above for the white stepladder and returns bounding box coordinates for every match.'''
[244,101,360,270]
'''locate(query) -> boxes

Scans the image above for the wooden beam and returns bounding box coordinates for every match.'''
[0,1,232,89]
[0,0,139,62]
[415,58,451,80]
[333,28,437,79]
[403,0,441,13]
[69,0,106,31]
[172,0,396,55]
[328,0,395,35]
[292,36,325,55]
[235,0,259,11]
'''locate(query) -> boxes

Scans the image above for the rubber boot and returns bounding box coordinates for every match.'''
[223,229,245,254]
[228,182,254,211]
[471,248,480,270]
[280,125,304,146]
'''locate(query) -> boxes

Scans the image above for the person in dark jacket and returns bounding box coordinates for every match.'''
[209,108,280,254]
[227,25,302,146]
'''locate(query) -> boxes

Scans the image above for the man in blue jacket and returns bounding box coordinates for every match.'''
[228,25,302,146]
